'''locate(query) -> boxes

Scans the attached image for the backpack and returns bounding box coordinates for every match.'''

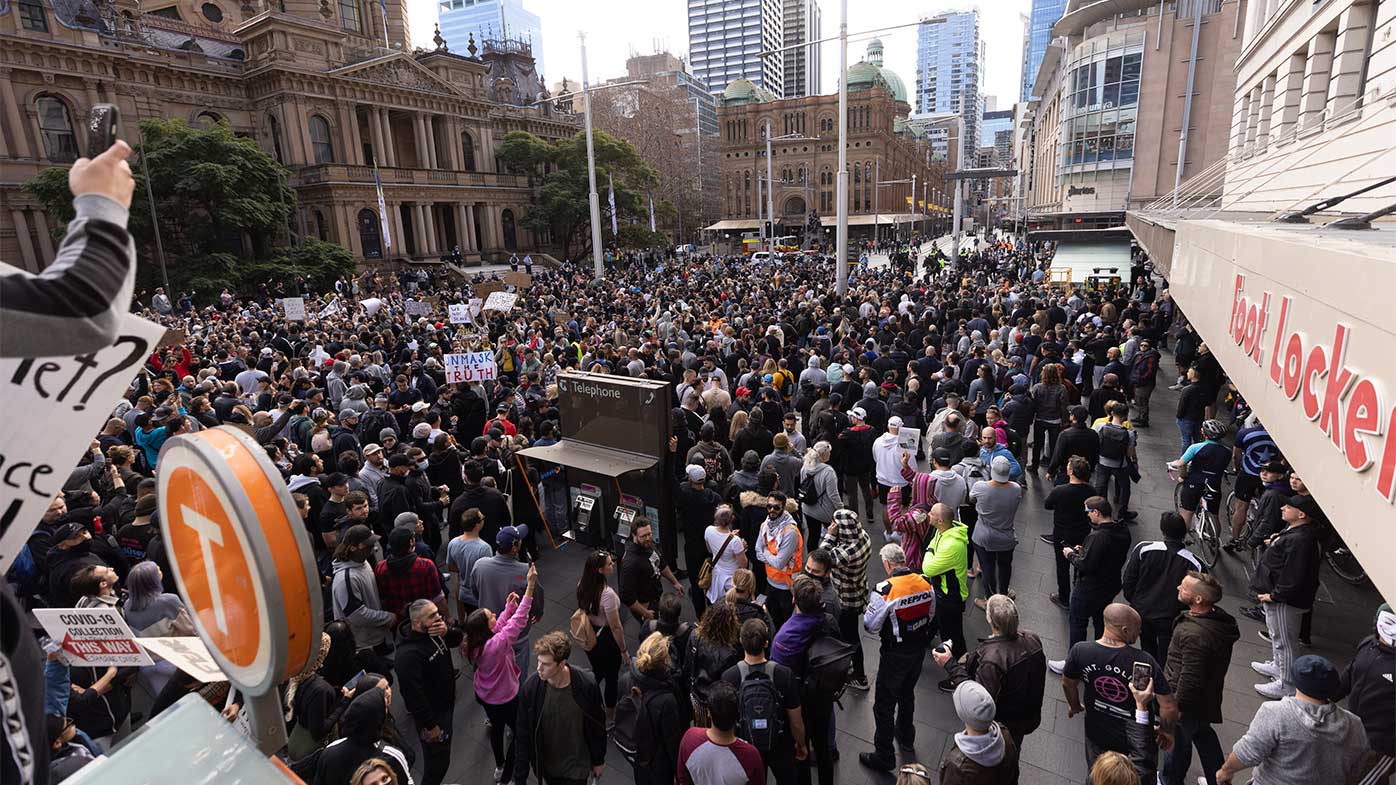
[736,661,785,755]
[1098,422,1131,461]
[798,467,823,506]
[568,608,597,651]
[1002,426,1026,459]
[803,635,857,701]
[612,683,664,766]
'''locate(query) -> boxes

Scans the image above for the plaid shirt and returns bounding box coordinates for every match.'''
[820,523,872,611]
[374,557,442,618]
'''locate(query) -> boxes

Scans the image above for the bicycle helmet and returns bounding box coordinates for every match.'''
[1201,419,1227,440]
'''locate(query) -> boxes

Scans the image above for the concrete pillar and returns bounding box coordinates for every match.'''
[11,210,39,272]
[0,70,28,158]
[1328,2,1374,117]
[337,102,358,165]
[390,202,407,258]
[422,203,439,255]
[464,202,478,251]
[1256,74,1275,149]
[448,118,463,171]
[82,81,100,115]
[1273,52,1305,140]
[28,108,47,162]
[337,204,363,258]
[381,109,398,167]
[369,107,386,166]
[31,210,55,265]
[1299,31,1335,132]
[410,202,425,255]
[481,129,495,172]
[453,203,468,251]
[348,105,365,165]
[424,115,439,169]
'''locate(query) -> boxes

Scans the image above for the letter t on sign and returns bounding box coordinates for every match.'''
[180,505,229,636]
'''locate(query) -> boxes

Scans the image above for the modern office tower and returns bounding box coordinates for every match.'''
[689,0,785,97]
[437,0,544,74]
[915,10,983,155]
[1020,0,1068,102]
[781,0,821,98]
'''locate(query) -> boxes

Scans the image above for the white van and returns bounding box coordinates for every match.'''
[750,251,773,263]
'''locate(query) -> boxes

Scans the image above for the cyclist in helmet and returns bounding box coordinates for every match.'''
[1170,419,1230,526]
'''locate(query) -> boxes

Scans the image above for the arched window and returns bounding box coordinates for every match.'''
[266,114,284,163]
[357,208,382,259]
[339,0,361,33]
[501,208,517,251]
[36,96,77,163]
[309,115,334,164]
[460,131,476,170]
[196,111,223,127]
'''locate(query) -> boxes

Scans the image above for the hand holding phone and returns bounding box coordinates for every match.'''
[87,104,119,158]
[1131,661,1153,692]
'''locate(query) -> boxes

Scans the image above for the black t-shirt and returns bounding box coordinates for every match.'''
[1064,641,1170,753]
[1044,482,1095,542]
[116,522,158,562]
[618,539,661,613]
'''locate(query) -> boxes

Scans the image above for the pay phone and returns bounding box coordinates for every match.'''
[615,493,649,543]
[571,483,602,541]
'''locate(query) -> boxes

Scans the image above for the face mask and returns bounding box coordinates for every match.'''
[417,460,428,471]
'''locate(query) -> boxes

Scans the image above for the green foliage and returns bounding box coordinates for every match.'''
[616,224,668,249]
[497,129,661,259]
[22,118,308,297]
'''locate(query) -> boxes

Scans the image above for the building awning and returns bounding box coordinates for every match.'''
[1050,240,1133,281]
[517,439,658,478]
[817,213,926,227]
[704,219,762,231]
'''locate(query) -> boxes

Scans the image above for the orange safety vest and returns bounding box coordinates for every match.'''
[764,521,804,587]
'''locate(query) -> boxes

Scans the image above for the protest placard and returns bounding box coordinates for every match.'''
[282,297,306,321]
[443,352,498,383]
[474,281,505,298]
[405,299,431,317]
[360,297,385,317]
[34,607,154,667]
[504,272,532,289]
[482,292,517,312]
[139,636,225,682]
[0,313,166,572]
[157,328,186,348]
[448,303,472,324]
[896,427,921,453]
[318,299,342,319]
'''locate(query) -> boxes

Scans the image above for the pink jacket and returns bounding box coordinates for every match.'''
[468,594,531,705]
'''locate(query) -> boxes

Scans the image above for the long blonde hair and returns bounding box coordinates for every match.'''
[729,409,749,442]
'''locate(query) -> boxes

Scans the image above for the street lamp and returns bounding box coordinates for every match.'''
[762,125,816,249]
[760,12,948,294]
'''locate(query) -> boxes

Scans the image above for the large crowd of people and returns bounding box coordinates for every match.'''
[3,154,1391,785]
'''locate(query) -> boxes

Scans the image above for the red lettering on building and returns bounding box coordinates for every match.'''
[1343,379,1382,472]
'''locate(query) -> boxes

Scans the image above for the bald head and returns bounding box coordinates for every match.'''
[930,503,955,528]
[1102,603,1140,643]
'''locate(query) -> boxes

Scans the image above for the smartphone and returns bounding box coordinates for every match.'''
[1131,661,1152,691]
[86,104,119,158]
[348,668,367,688]
[935,642,951,655]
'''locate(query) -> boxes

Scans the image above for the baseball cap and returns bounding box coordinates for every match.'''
[338,409,359,421]
[735,386,752,398]
[412,422,432,439]
[340,524,379,548]
[52,522,85,543]
[1291,654,1341,700]
[363,443,383,455]
[888,415,904,429]
[990,455,1013,482]
[849,407,867,421]
[411,401,431,413]
[374,394,389,403]
[1259,460,1288,474]
[953,681,996,733]
[1284,494,1321,520]
[496,524,529,550]
[388,453,414,468]
[496,402,510,412]
[152,406,174,420]
[686,465,707,483]
[932,447,954,466]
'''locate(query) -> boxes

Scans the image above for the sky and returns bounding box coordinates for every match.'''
[409,0,1033,109]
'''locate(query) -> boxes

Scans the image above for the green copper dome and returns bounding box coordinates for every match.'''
[846,60,908,104]
[721,77,776,105]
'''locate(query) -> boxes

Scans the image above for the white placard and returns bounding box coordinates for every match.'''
[448,303,472,324]
[896,427,921,452]
[0,313,166,571]
[34,607,154,667]
[405,299,431,317]
[318,299,342,319]
[282,297,306,321]
[469,297,484,317]
[482,292,517,312]
[360,297,385,317]
[444,352,498,383]
[139,636,225,682]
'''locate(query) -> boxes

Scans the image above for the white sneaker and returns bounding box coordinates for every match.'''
[1254,680,1287,700]
[1250,661,1280,679]
[1048,659,1065,675]
[493,767,504,783]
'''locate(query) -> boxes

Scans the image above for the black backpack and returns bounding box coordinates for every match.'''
[1098,422,1131,461]
[798,468,823,506]
[613,681,664,766]
[736,661,785,755]
[803,635,857,701]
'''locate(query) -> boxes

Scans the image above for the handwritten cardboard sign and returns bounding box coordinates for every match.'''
[443,352,497,383]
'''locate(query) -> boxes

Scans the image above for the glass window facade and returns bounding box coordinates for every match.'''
[1058,33,1142,171]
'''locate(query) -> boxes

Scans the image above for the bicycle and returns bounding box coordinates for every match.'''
[1169,463,1223,570]
[1323,530,1368,585]
[1223,483,1260,556]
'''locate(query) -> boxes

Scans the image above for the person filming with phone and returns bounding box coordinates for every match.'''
[1,114,136,358]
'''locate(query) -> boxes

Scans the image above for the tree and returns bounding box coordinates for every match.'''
[498,128,659,260]
[23,117,301,296]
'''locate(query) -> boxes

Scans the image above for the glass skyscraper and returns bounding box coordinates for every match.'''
[437,0,544,75]
[915,10,982,157]
[1020,0,1067,102]
[688,0,786,97]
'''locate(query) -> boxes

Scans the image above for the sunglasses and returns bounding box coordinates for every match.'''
[767,504,783,510]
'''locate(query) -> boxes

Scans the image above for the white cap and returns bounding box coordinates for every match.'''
[888,416,904,429]
[686,464,707,482]
[850,407,867,421]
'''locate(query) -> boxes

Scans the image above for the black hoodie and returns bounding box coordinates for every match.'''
[394,618,465,732]
[617,664,688,783]
[312,689,411,785]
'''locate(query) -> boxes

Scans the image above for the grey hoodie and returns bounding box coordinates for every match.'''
[1232,696,1369,785]
[955,722,1006,767]
[331,558,395,650]
[799,356,827,387]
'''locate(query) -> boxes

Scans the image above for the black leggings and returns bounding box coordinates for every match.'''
[585,624,623,708]
[481,695,518,771]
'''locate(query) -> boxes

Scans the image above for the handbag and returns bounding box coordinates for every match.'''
[697,533,736,591]
[569,607,598,651]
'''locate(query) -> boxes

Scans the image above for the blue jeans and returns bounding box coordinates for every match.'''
[1177,418,1200,453]
[1160,712,1224,785]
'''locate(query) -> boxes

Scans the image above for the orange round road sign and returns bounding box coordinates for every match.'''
[158,426,321,694]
